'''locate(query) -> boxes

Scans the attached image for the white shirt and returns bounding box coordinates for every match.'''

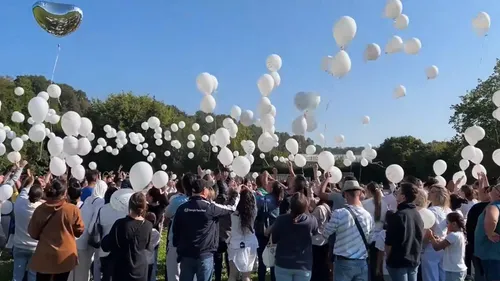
[228,211,258,249]
[460,200,478,219]
[362,198,388,234]
[77,197,104,249]
[428,206,452,238]
[383,193,398,211]
[13,189,42,251]
[442,232,467,272]
[91,203,127,257]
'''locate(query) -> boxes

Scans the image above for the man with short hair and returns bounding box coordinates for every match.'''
[323,175,374,281]
[172,176,240,281]
[385,182,424,281]
[81,170,99,202]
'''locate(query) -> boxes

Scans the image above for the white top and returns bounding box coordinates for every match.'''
[362,198,388,234]
[442,232,467,272]
[460,200,478,219]
[383,193,398,211]
[89,203,127,257]
[13,188,42,251]
[77,196,104,249]
[428,206,452,238]
[146,228,161,264]
[374,230,389,275]
[311,204,331,246]
[228,211,258,249]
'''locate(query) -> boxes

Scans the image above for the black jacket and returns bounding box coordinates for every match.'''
[172,195,240,259]
[385,202,424,268]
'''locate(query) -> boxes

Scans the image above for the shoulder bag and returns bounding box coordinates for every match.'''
[88,206,103,248]
[262,233,276,267]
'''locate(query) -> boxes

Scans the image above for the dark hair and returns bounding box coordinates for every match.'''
[45,180,68,199]
[175,179,186,195]
[85,170,99,184]
[148,187,168,206]
[271,181,284,204]
[104,186,118,204]
[344,175,356,181]
[191,179,206,194]
[236,189,256,233]
[460,185,474,201]
[145,212,157,224]
[182,173,197,195]
[290,193,308,223]
[129,192,147,217]
[367,182,383,222]
[399,182,419,203]
[424,177,438,188]
[447,212,466,233]
[403,175,420,186]
[67,179,82,205]
[294,175,308,196]
[450,194,468,211]
[28,184,43,203]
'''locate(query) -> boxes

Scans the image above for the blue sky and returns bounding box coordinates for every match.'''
[1,0,499,147]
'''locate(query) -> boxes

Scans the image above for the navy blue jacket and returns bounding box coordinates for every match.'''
[172,195,240,259]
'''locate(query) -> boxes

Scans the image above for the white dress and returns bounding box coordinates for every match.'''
[227,211,259,272]
[422,206,452,281]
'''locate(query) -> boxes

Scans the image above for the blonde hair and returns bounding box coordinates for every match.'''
[414,188,428,208]
[430,185,450,208]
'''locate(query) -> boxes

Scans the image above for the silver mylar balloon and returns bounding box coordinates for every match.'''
[32,1,83,37]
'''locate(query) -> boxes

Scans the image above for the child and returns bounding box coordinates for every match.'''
[145,212,161,281]
[427,212,467,281]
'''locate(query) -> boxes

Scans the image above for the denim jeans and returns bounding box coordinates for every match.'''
[444,271,466,281]
[481,260,500,281]
[274,266,311,281]
[334,259,368,281]
[150,247,158,281]
[387,266,419,281]
[179,256,214,281]
[213,241,229,281]
[12,247,36,281]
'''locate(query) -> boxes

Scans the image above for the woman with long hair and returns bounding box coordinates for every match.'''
[421,184,452,281]
[363,182,388,281]
[459,185,478,218]
[227,188,258,281]
[101,192,153,281]
[28,180,84,281]
[270,193,318,281]
[146,187,168,281]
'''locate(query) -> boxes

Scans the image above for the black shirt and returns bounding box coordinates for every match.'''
[101,216,153,281]
[385,202,424,268]
[466,201,489,254]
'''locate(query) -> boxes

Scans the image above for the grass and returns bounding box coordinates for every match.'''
[0,231,266,281]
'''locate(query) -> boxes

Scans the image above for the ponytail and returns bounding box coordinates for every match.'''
[367,182,382,222]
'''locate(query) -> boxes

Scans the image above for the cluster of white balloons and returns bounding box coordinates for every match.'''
[197,73,218,114]
[321,16,356,77]
[292,92,320,135]
[459,125,487,179]
[285,138,307,167]
[259,54,282,97]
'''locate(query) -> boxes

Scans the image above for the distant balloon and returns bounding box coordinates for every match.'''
[32,1,83,37]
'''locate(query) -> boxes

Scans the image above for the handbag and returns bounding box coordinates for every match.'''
[88,207,103,248]
[262,234,276,267]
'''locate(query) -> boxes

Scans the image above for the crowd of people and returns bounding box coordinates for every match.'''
[0,160,499,281]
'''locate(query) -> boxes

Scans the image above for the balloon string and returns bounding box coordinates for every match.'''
[51,44,61,83]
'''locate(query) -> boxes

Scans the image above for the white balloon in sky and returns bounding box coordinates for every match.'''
[425,65,439,80]
[393,85,406,99]
[385,36,403,54]
[394,14,409,30]
[330,50,351,78]
[332,16,357,49]
[472,12,491,36]
[364,43,381,61]
[404,38,422,55]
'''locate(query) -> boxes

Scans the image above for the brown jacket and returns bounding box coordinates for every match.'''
[28,199,84,274]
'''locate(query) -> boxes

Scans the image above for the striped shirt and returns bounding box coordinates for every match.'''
[323,205,374,259]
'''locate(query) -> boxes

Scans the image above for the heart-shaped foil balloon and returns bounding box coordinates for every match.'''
[32,1,83,37]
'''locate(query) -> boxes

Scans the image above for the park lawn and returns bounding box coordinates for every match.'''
[0,231,265,281]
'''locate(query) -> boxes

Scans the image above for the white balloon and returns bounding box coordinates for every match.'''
[7,151,21,163]
[28,124,46,143]
[292,115,308,136]
[257,74,275,97]
[270,72,281,88]
[49,157,67,176]
[306,145,316,155]
[361,158,369,167]
[362,116,370,125]
[453,171,467,188]
[464,125,485,144]
[1,200,13,214]
[285,138,299,155]
[294,154,307,167]
[335,135,345,143]
[492,91,500,107]
[425,65,439,80]
[384,0,403,19]
[385,164,404,183]
[330,50,352,78]
[461,145,477,160]
[11,137,23,152]
[47,137,63,156]
[161,164,167,170]
[273,156,279,162]
[217,147,234,166]
[11,111,25,123]
[130,162,153,191]
[385,36,403,54]
[77,138,92,156]
[152,171,169,188]
[471,147,484,164]
[201,135,209,142]
[364,43,381,61]
[14,87,25,96]
[78,117,93,137]
[394,14,409,30]
[192,123,200,131]
[393,85,406,99]
[187,141,195,149]
[321,56,334,73]
[155,139,163,146]
[472,12,491,36]
[472,164,487,180]
[493,150,500,167]
[232,156,251,177]
[230,105,242,119]
[215,128,230,147]
[63,136,79,155]
[333,16,357,48]
[200,95,216,114]
[178,121,186,129]
[240,110,254,127]
[459,159,470,170]
[28,97,49,123]
[89,162,97,170]
[433,159,447,176]
[61,111,82,136]
[266,54,282,72]
[0,185,14,202]
[318,151,335,170]
[205,115,214,124]
[404,38,422,55]
[343,159,352,167]
[419,208,436,229]
[196,72,215,95]
[47,84,62,98]
[0,144,5,156]
[71,165,85,181]
[37,91,49,100]
[327,166,343,184]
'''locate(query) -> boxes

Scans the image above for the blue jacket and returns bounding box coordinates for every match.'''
[172,195,240,259]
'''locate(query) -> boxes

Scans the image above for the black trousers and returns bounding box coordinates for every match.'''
[100,256,113,281]
[368,242,385,281]
[36,272,70,281]
[311,244,330,281]
[214,240,230,281]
